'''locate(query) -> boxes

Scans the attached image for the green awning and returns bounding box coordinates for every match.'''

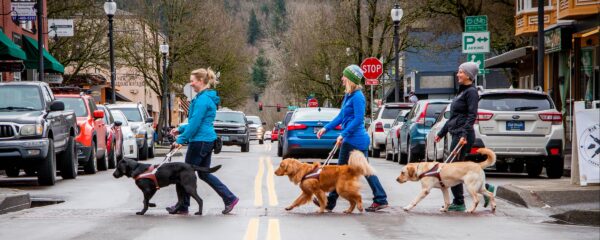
[22,36,64,73]
[0,30,26,60]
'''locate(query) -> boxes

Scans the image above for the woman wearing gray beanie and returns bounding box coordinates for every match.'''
[434,62,495,212]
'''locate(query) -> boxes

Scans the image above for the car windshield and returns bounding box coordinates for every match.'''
[426,103,448,118]
[113,108,143,122]
[292,109,340,121]
[110,110,129,126]
[57,97,88,117]
[0,86,43,111]
[284,112,293,125]
[215,112,245,123]
[247,116,261,124]
[479,94,552,112]
[381,107,405,119]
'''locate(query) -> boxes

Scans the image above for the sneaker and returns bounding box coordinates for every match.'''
[365,203,388,212]
[222,197,239,214]
[483,184,496,208]
[312,197,333,211]
[447,203,466,212]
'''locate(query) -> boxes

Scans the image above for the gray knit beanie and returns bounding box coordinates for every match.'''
[459,62,479,82]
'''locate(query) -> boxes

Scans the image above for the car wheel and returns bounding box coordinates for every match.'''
[509,160,524,173]
[84,141,98,174]
[398,144,408,165]
[117,145,124,161]
[277,142,283,157]
[38,138,57,186]
[386,152,393,161]
[58,136,78,179]
[368,141,374,157]
[526,158,543,178]
[97,147,109,171]
[259,139,264,145]
[241,142,250,152]
[108,143,117,169]
[545,156,564,179]
[24,167,36,176]
[5,166,20,177]
[407,138,419,163]
[372,147,381,158]
[148,143,155,158]
[139,139,149,160]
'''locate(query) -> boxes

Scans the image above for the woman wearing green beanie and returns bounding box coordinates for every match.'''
[315,64,389,212]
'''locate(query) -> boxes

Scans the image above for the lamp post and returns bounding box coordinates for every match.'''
[160,42,169,141]
[36,0,44,81]
[104,0,117,104]
[391,3,403,102]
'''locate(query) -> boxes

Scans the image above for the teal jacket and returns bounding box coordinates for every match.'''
[176,89,219,144]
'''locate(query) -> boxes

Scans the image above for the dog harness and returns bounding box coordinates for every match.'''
[302,165,321,181]
[418,163,446,188]
[134,165,160,189]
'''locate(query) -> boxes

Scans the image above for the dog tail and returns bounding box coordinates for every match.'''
[348,150,376,176]
[192,165,222,173]
[477,148,496,169]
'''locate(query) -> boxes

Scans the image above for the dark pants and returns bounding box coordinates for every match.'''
[181,141,236,209]
[449,131,489,205]
[327,142,388,209]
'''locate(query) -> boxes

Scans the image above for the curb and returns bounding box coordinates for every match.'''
[0,192,31,215]
[551,210,600,227]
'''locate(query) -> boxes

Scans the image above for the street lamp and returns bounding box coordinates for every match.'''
[160,42,169,142]
[104,0,117,104]
[391,3,403,102]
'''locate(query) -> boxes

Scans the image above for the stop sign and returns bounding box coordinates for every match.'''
[360,57,383,80]
[307,98,318,107]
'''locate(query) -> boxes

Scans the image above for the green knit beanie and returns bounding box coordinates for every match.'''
[343,65,363,85]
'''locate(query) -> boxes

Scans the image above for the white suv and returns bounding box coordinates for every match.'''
[107,103,155,160]
[368,102,413,157]
[474,89,564,178]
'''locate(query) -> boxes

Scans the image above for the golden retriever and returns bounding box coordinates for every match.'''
[396,148,497,213]
[274,150,375,214]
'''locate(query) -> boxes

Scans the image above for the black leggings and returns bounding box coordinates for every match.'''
[449,131,473,205]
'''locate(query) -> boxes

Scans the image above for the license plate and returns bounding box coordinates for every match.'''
[221,136,230,141]
[506,121,525,131]
[313,127,322,134]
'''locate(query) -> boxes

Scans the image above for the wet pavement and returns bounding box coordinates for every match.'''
[0,142,598,240]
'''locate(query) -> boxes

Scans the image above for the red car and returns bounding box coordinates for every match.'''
[55,93,108,174]
[271,122,282,142]
[97,105,123,168]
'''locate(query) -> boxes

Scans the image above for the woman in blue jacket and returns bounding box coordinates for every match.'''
[169,68,239,215]
[315,65,389,212]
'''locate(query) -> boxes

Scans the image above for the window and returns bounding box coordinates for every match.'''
[215,112,246,124]
[0,86,43,111]
[114,108,143,122]
[517,0,553,13]
[479,94,553,112]
[57,97,88,117]
[292,109,340,122]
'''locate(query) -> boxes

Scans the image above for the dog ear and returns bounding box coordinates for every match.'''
[126,160,142,177]
[407,165,417,179]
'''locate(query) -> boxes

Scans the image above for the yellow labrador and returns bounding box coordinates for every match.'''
[396,148,497,213]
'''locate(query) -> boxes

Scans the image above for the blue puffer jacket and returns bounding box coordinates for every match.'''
[176,89,219,144]
[324,90,370,150]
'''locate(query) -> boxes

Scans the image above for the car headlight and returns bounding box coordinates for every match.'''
[135,134,145,139]
[20,124,43,136]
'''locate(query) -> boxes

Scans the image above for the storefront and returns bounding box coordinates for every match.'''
[0,29,26,81]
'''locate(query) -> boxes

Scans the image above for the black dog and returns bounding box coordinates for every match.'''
[113,158,221,215]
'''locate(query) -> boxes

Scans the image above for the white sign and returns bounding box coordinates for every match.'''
[44,74,63,84]
[48,19,74,37]
[183,83,197,101]
[11,2,37,21]
[575,104,600,186]
[462,32,490,53]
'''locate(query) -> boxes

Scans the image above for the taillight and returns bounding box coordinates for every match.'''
[287,123,307,131]
[396,129,400,138]
[476,112,493,124]
[375,122,384,132]
[549,148,560,155]
[539,113,562,125]
[335,125,342,130]
[470,147,480,154]
[416,102,429,124]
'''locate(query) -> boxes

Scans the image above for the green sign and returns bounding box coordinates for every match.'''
[287,106,298,111]
[465,15,487,32]
[462,32,490,53]
[467,53,489,75]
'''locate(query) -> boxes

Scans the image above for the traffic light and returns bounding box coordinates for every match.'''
[254,93,259,102]
[258,102,263,111]
[276,103,281,112]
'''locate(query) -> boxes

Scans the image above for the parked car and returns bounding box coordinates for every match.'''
[384,109,411,162]
[277,111,295,157]
[97,105,123,168]
[425,104,451,162]
[214,110,250,152]
[473,89,564,178]
[0,82,79,185]
[271,121,282,142]
[107,103,155,160]
[56,93,109,173]
[398,100,450,164]
[109,109,138,159]
[247,115,266,144]
[367,102,414,157]
[281,108,341,159]
[264,131,272,140]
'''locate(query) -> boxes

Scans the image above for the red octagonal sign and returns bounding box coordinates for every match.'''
[360,57,383,85]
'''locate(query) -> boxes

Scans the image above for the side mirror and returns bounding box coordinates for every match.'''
[443,111,451,119]
[49,100,65,112]
[262,122,267,126]
[424,120,434,127]
[115,121,122,127]
[93,110,104,119]
[146,117,154,123]
[402,112,409,122]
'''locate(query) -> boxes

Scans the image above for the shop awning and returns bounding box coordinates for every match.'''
[22,36,65,73]
[485,46,534,69]
[0,30,26,60]
[105,87,133,102]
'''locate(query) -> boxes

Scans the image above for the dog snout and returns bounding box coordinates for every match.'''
[274,168,284,176]
[113,170,123,178]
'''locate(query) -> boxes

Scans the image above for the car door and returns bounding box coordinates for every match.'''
[42,86,67,149]
[400,103,419,153]
[90,99,106,154]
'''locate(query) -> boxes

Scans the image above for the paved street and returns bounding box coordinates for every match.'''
[0,142,598,240]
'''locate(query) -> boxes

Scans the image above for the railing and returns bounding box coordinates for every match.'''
[515,9,557,36]
[558,0,600,19]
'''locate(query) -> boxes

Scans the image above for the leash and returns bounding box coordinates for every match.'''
[302,142,340,180]
[443,137,467,164]
[321,142,340,167]
[156,145,182,168]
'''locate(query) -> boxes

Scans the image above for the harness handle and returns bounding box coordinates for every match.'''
[444,137,466,164]
[321,142,340,167]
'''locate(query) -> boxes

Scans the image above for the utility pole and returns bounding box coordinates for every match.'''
[37,0,44,81]
[537,0,545,89]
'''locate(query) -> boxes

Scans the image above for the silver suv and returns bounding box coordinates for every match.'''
[367,102,413,157]
[107,103,155,160]
[246,115,266,144]
[474,89,564,178]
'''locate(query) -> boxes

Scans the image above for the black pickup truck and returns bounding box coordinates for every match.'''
[0,82,79,185]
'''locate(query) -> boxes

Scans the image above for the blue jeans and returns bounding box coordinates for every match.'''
[327,142,388,209]
[181,141,237,209]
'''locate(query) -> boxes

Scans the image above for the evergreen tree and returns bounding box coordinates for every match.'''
[251,51,270,92]
[271,0,287,33]
[247,9,261,45]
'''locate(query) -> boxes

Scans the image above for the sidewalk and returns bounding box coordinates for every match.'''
[0,188,30,214]
[153,144,184,158]
[497,178,600,226]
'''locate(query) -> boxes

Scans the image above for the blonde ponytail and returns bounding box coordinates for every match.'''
[191,67,219,88]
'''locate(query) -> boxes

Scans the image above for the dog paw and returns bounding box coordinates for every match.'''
[194,211,202,216]
[403,206,412,211]
[149,203,157,207]
[285,207,293,211]
[136,211,145,215]
[439,208,448,212]
[343,210,352,214]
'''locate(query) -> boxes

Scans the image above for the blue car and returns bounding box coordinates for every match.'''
[282,108,341,159]
[398,100,450,164]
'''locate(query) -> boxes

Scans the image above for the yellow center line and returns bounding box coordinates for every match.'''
[254,157,264,207]
[243,218,260,240]
[266,156,279,206]
[266,218,281,240]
